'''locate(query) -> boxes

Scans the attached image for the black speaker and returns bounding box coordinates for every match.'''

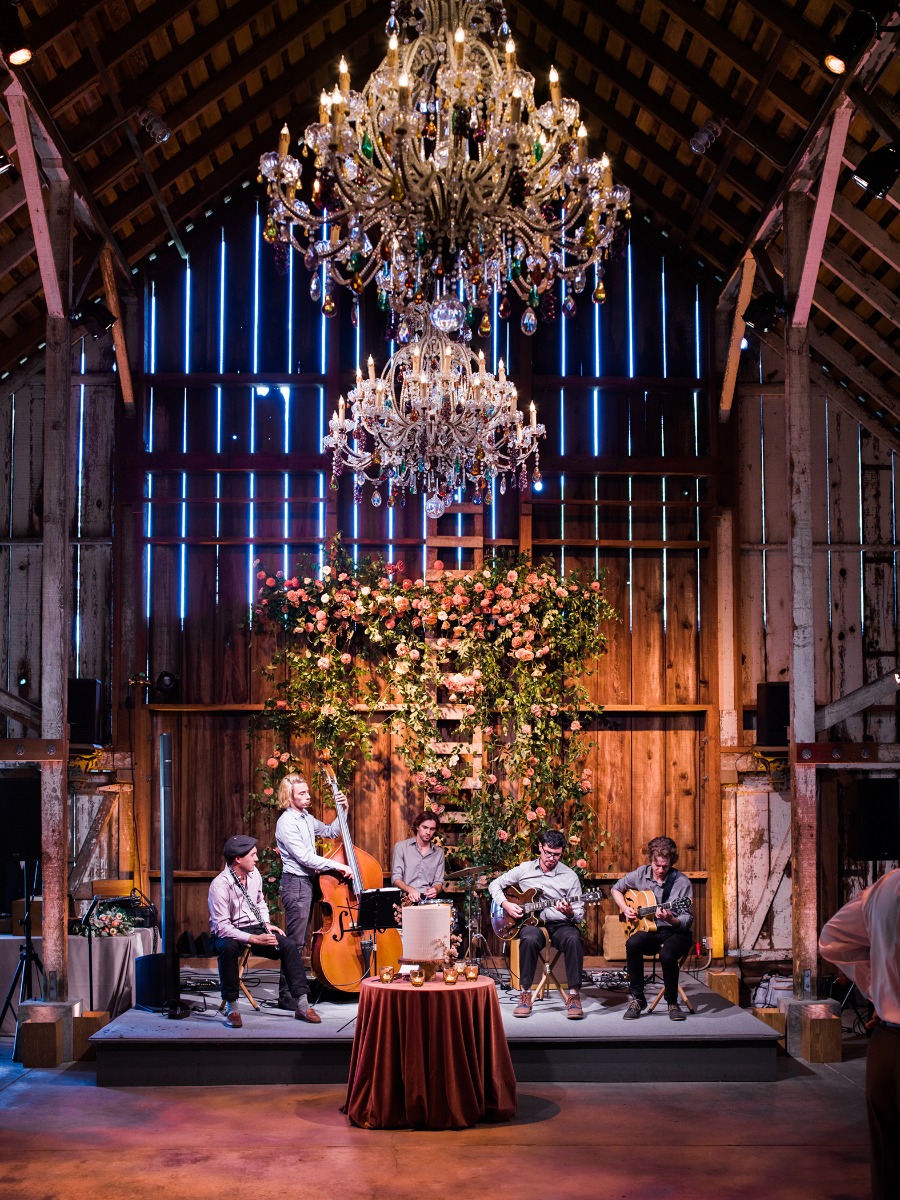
[0,776,41,859]
[134,952,167,1008]
[757,681,790,747]
[67,677,102,746]
[851,780,900,860]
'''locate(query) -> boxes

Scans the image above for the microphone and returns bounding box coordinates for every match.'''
[81,894,103,931]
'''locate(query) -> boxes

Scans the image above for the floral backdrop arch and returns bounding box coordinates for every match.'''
[250,536,617,894]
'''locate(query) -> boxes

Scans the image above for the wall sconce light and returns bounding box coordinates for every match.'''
[742,291,787,334]
[0,0,31,67]
[851,143,900,198]
[823,4,895,75]
[689,116,726,155]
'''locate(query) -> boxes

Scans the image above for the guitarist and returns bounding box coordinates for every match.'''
[488,829,587,1020]
[611,836,693,1022]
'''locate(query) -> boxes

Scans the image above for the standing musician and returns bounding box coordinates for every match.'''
[391,811,445,903]
[208,835,308,1028]
[275,773,353,1020]
[489,828,587,1020]
[611,835,693,1021]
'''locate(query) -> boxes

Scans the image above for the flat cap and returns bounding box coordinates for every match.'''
[223,834,257,858]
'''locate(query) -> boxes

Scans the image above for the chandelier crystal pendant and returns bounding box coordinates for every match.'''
[323,329,545,516]
[259,0,630,335]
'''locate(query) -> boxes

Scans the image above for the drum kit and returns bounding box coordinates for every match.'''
[444,864,492,961]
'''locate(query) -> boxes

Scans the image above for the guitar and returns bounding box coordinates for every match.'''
[490,884,606,942]
[617,888,692,938]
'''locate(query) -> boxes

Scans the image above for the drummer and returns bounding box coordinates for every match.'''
[391,811,445,903]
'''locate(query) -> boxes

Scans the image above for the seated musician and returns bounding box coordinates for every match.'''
[610,835,693,1021]
[391,811,445,903]
[488,828,587,1020]
[275,773,353,1020]
[208,835,309,1028]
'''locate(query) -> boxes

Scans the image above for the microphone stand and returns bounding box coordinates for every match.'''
[81,895,103,1012]
[0,861,44,1062]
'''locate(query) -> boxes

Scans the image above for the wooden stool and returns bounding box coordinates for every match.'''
[531,929,565,1001]
[647,951,695,1014]
[218,944,260,1012]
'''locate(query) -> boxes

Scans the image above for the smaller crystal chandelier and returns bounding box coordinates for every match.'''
[324,329,544,516]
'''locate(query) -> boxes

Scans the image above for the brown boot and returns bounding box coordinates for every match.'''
[513,990,533,1017]
[565,991,585,1019]
[224,1002,242,1029]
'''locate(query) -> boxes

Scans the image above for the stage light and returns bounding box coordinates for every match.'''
[851,143,900,198]
[70,301,117,338]
[823,4,895,74]
[742,292,785,334]
[154,672,181,702]
[0,0,31,66]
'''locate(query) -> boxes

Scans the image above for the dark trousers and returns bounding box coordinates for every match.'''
[625,926,693,1004]
[214,929,306,1004]
[278,872,314,1001]
[867,1024,900,1199]
[517,921,584,991]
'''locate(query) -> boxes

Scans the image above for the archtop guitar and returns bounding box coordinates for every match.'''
[491,884,606,941]
[618,888,692,938]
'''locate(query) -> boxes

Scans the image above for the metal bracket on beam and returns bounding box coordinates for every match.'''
[794,743,879,764]
[0,737,68,761]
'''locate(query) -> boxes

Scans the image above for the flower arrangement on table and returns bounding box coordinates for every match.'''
[82,906,136,937]
[249,535,616,876]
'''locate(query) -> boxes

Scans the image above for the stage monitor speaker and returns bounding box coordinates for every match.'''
[851,779,900,861]
[757,681,790,747]
[68,677,102,746]
[0,775,41,860]
[134,953,167,1009]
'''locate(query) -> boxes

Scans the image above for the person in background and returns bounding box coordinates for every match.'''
[391,811,445,903]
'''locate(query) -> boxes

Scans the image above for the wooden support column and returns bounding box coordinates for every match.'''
[40,173,74,1001]
[784,187,817,999]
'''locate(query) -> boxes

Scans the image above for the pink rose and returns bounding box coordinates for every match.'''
[570,720,582,731]
[507,570,518,582]
[525,810,537,821]
[316,656,331,670]
[267,757,279,768]
[275,700,288,709]
[266,577,276,587]
[497,829,509,842]
[576,858,588,869]
[340,652,352,665]
[535,806,546,818]
[264,787,274,796]
[257,571,266,580]
[441,766,451,778]
[487,773,497,784]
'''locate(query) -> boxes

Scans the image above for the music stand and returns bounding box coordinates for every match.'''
[0,860,43,1062]
[356,887,402,977]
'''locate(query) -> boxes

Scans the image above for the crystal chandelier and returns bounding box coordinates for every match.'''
[324,328,545,516]
[259,0,630,337]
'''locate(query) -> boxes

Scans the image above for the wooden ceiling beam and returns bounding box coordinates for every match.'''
[23,0,108,52]
[808,326,900,426]
[829,193,900,273]
[821,240,900,331]
[735,0,833,77]
[556,0,796,170]
[653,0,819,128]
[0,178,26,224]
[0,266,42,326]
[0,226,35,280]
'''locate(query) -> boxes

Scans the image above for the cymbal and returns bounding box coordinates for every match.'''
[445,865,486,880]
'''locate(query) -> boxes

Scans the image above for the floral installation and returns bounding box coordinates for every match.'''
[79,906,136,938]
[250,535,616,875]
[256,842,283,912]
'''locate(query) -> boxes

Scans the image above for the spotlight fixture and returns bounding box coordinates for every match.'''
[851,142,900,198]
[0,0,30,66]
[70,300,117,338]
[742,291,786,335]
[689,116,726,155]
[153,671,181,702]
[0,149,14,176]
[823,4,893,74]
[138,107,171,144]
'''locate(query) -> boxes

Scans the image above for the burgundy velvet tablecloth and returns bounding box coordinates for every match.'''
[344,975,517,1130]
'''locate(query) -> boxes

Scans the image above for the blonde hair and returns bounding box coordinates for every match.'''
[276,773,307,810]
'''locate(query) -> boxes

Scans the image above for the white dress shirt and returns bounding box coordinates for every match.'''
[276,806,341,878]
[819,868,900,1025]
[488,859,585,924]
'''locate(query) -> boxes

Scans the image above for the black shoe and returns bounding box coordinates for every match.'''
[623,996,646,1020]
[668,1002,687,1021]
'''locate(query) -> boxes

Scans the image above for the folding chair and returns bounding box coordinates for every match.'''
[217,944,260,1012]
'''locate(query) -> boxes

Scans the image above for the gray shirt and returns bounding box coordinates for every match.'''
[489,858,585,923]
[276,806,342,878]
[208,867,270,942]
[391,838,445,892]
[613,864,693,929]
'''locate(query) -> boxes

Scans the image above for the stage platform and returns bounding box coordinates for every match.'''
[91,974,780,1087]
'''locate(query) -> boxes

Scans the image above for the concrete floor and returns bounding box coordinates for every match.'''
[0,1035,871,1200]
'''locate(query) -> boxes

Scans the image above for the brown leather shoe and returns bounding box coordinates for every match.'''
[225,1009,242,1029]
[565,991,585,1020]
[295,1006,322,1024]
[513,990,533,1018]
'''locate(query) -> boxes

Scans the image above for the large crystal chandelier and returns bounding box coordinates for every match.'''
[259,0,630,337]
[324,328,544,516]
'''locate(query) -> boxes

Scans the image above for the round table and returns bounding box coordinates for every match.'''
[343,975,517,1130]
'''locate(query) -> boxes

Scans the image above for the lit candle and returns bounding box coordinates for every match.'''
[509,386,517,413]
[454,27,465,64]
[549,65,561,104]
[368,354,376,381]
[278,124,290,155]
[356,365,363,385]
[577,121,588,162]
[319,90,332,124]
[398,71,410,108]
[505,37,516,76]
[388,33,398,69]
[338,394,345,422]
[498,357,506,383]
[530,401,537,429]
[601,152,612,190]
[376,380,387,407]
[339,57,350,97]
[412,343,421,375]
[510,86,522,124]
[331,86,343,128]
[443,343,452,375]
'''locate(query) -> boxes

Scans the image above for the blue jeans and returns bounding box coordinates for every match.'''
[278,873,314,1001]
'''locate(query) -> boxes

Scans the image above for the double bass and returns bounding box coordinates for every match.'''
[310,763,402,993]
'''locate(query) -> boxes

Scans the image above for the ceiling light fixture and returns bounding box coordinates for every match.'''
[260,0,629,338]
[0,0,31,66]
[851,142,900,198]
[689,116,725,155]
[742,291,786,335]
[823,3,895,75]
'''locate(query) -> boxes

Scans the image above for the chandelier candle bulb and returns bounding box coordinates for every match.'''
[339,57,350,97]
[278,124,290,156]
[398,72,410,108]
[454,27,465,64]
[338,394,345,423]
[319,90,332,124]
[577,122,588,162]
[530,401,537,429]
[498,358,506,384]
[505,37,516,75]
[388,32,398,69]
[412,344,421,374]
[601,154,612,190]
[510,87,522,124]
[549,65,561,104]
[368,355,376,382]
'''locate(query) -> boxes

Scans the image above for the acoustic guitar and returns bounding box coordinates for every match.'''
[618,888,692,938]
[490,883,606,942]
